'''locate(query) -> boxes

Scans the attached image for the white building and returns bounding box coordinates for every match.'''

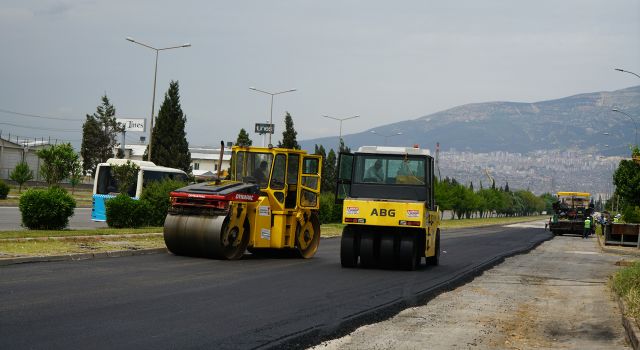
[117,144,232,178]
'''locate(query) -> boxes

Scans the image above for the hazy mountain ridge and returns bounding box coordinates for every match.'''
[301,85,640,155]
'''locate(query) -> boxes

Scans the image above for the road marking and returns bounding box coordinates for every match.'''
[503,221,546,229]
[564,250,599,255]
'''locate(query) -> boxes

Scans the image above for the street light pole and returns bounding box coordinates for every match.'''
[611,108,638,146]
[249,87,297,146]
[126,37,191,160]
[615,68,640,79]
[370,130,403,145]
[322,115,359,151]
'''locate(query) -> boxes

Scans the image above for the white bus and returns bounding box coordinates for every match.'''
[91,158,188,221]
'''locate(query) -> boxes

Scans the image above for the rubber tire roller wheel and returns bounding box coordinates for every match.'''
[399,233,418,271]
[359,232,378,268]
[379,234,396,268]
[340,226,359,268]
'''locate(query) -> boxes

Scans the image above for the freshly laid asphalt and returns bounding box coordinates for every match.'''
[0,224,552,349]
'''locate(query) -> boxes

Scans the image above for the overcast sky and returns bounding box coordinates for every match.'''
[0,0,639,149]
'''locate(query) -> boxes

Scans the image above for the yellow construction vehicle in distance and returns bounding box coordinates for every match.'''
[163,145,322,259]
[336,146,441,270]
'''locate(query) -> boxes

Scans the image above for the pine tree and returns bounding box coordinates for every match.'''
[277,112,299,149]
[323,149,337,193]
[504,181,510,192]
[150,81,192,173]
[9,162,33,193]
[236,128,252,146]
[469,181,474,191]
[339,139,351,153]
[81,95,121,176]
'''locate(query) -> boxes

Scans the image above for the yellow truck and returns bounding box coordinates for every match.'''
[163,145,322,259]
[336,146,441,270]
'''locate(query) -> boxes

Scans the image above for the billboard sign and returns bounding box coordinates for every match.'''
[255,123,275,134]
[116,118,146,132]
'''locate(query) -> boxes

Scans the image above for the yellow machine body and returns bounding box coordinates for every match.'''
[163,146,322,259]
[336,145,441,270]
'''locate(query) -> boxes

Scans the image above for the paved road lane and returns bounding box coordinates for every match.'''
[0,224,551,349]
[0,207,107,230]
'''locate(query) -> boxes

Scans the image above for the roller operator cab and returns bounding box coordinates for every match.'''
[336,146,441,270]
[163,146,322,260]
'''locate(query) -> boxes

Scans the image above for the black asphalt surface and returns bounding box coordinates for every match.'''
[0,224,552,350]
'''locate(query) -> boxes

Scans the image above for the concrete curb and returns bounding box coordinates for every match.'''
[616,293,640,350]
[0,248,167,266]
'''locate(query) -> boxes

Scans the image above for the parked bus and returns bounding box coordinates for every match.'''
[92,158,188,221]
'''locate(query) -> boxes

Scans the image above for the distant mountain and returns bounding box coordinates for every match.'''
[301,86,640,156]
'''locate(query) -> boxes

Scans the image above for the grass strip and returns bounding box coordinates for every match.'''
[611,261,640,325]
[0,235,165,257]
[0,227,163,240]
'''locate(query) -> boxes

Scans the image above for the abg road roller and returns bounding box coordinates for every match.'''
[163,145,322,259]
[336,146,441,270]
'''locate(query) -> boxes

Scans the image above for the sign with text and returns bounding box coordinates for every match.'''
[255,123,275,134]
[116,118,146,132]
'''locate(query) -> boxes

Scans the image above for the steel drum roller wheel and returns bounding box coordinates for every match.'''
[163,214,249,260]
[340,226,358,268]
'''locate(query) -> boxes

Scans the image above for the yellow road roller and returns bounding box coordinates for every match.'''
[163,145,322,259]
[336,146,441,270]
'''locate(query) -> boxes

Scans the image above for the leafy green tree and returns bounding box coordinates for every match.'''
[236,128,253,146]
[150,81,192,173]
[277,112,299,149]
[81,95,122,176]
[613,159,640,208]
[110,160,141,195]
[69,161,84,195]
[37,143,80,186]
[9,162,33,193]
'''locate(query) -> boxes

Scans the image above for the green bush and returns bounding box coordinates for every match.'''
[140,179,187,226]
[0,180,9,199]
[319,192,343,224]
[623,206,640,224]
[105,194,152,228]
[19,187,76,229]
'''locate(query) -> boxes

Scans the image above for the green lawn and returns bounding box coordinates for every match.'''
[611,261,640,325]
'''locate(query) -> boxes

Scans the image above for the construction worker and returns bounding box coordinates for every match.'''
[614,214,621,223]
[583,216,592,239]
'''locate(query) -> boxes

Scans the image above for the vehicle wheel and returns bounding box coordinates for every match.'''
[296,213,320,259]
[426,229,440,266]
[359,232,377,268]
[399,233,418,271]
[340,226,359,268]
[379,234,396,268]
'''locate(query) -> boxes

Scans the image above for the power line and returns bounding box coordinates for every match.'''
[0,122,80,132]
[0,108,83,121]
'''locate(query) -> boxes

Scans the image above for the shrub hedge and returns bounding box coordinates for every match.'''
[19,187,76,230]
[319,192,343,224]
[0,180,9,199]
[140,179,187,226]
[105,194,153,228]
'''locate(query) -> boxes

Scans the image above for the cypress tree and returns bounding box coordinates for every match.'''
[150,81,191,173]
[236,128,252,146]
[277,112,299,149]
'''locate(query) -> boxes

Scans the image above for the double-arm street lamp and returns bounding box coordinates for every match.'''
[126,37,191,159]
[615,68,640,79]
[370,130,403,145]
[323,115,359,151]
[249,87,297,146]
[611,108,638,146]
